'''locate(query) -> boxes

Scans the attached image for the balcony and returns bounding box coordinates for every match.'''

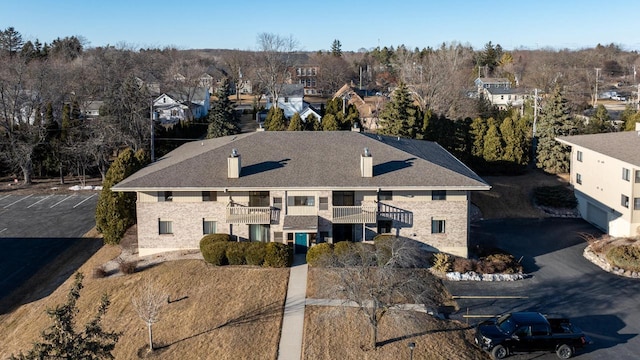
[332,205,377,224]
[226,206,272,224]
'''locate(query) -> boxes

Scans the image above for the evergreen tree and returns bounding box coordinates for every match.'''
[482,120,504,162]
[621,106,640,131]
[265,106,286,131]
[331,39,342,57]
[0,26,24,57]
[10,273,120,360]
[470,117,488,159]
[206,79,240,138]
[95,148,147,245]
[305,114,321,131]
[535,86,579,174]
[321,113,339,131]
[584,104,613,134]
[288,112,303,131]
[500,116,527,164]
[378,82,421,138]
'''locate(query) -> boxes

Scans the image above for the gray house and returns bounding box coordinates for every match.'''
[113,131,490,258]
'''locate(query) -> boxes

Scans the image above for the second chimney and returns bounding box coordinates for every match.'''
[228,148,241,178]
[360,147,372,178]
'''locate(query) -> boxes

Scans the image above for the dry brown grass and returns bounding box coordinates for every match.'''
[0,246,289,359]
[471,169,570,219]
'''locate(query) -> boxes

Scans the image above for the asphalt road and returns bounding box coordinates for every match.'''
[0,193,99,300]
[447,218,640,360]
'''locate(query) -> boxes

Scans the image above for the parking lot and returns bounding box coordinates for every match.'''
[0,193,99,301]
[449,218,640,360]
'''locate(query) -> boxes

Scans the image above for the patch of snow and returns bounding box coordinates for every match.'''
[446,271,529,281]
[69,185,103,191]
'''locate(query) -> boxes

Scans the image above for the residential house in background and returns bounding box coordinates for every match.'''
[291,65,320,95]
[475,77,532,110]
[557,126,640,237]
[112,131,490,258]
[153,87,210,124]
[265,84,322,122]
[80,100,104,119]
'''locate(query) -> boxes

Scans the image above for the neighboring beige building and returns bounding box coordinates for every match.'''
[557,128,640,237]
[113,131,490,258]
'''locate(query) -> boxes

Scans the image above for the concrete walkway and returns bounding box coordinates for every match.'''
[277,254,308,360]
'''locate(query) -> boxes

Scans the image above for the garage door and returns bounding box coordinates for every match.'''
[586,202,608,231]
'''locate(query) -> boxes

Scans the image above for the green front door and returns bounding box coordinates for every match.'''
[295,233,308,254]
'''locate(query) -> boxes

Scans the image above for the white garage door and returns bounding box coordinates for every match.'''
[586,202,608,232]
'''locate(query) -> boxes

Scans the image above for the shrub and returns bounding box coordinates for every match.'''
[606,245,640,272]
[306,243,333,267]
[355,242,377,266]
[533,186,578,208]
[93,265,107,279]
[264,242,290,268]
[374,235,396,265]
[226,242,247,265]
[245,242,266,266]
[201,240,228,266]
[201,233,231,243]
[481,253,523,274]
[118,259,137,274]
[432,253,451,272]
[452,257,477,273]
[333,241,356,265]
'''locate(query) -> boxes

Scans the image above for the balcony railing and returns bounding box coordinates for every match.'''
[332,205,377,224]
[226,206,272,224]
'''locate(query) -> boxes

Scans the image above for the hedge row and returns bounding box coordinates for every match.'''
[199,234,292,268]
[306,235,408,267]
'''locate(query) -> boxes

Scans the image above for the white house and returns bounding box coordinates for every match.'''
[265,84,322,122]
[153,87,210,124]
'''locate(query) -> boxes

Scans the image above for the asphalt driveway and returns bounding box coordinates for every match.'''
[447,218,640,359]
[0,193,100,303]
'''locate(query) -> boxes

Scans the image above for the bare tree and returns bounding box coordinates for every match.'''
[254,33,298,107]
[317,237,445,350]
[132,279,167,351]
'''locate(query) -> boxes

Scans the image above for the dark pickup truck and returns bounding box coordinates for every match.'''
[475,312,591,359]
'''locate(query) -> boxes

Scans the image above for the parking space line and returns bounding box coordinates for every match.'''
[3,194,33,209]
[50,195,75,208]
[0,228,7,234]
[0,194,11,201]
[27,194,53,208]
[73,193,97,208]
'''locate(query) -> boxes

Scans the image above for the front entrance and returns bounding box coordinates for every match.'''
[295,233,308,254]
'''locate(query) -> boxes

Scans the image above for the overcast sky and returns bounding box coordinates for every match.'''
[2,0,638,52]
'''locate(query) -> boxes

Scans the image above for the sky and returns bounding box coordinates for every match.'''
[1,0,639,52]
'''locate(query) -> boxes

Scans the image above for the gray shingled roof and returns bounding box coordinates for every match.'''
[557,131,640,167]
[113,132,489,191]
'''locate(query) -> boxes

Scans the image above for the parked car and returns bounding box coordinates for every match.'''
[612,95,626,101]
[475,312,591,359]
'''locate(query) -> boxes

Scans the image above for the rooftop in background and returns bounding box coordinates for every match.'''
[557,131,640,167]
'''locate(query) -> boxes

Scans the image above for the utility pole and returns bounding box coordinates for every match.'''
[150,100,155,162]
[532,88,539,165]
[594,68,601,107]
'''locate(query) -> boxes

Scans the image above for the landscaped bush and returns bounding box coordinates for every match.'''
[452,257,477,273]
[118,259,137,274]
[480,253,523,274]
[201,240,228,266]
[306,243,333,266]
[333,241,355,265]
[374,235,396,265]
[355,242,377,266]
[432,253,451,272]
[264,242,290,268]
[245,242,266,266]
[226,242,247,265]
[93,265,107,278]
[200,233,231,243]
[606,244,640,272]
[533,185,578,208]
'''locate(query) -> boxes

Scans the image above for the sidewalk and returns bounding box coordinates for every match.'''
[277,254,308,360]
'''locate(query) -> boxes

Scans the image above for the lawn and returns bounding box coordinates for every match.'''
[0,243,289,359]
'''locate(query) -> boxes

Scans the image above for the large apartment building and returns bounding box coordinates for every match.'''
[557,127,640,237]
[113,131,490,257]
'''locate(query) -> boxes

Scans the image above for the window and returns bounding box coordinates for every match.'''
[576,173,582,185]
[623,168,631,181]
[379,191,393,201]
[622,194,629,208]
[273,232,283,242]
[432,190,446,200]
[159,220,173,234]
[273,197,282,209]
[203,220,216,234]
[249,224,270,242]
[288,196,315,206]
[431,219,446,234]
[249,191,270,207]
[333,191,355,206]
[202,191,216,202]
[159,191,173,202]
[636,170,640,183]
[319,197,328,210]
[634,198,640,210]
[577,151,583,162]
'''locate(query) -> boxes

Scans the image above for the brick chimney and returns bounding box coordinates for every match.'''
[360,147,372,177]
[227,148,241,178]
